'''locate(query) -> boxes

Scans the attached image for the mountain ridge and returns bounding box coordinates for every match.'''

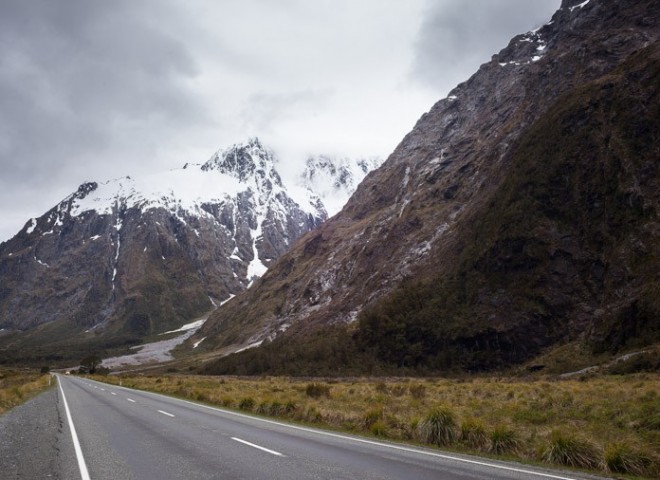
[0,138,377,363]
[195,0,660,373]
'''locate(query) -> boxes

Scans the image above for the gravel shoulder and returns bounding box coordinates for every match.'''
[0,381,78,479]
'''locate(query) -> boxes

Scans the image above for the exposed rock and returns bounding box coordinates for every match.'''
[197,0,660,368]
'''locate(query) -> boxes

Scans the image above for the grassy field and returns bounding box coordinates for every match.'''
[93,373,660,478]
[0,367,52,415]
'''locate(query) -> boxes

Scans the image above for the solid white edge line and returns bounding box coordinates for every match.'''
[57,376,91,480]
[97,379,584,480]
[158,410,175,417]
[232,437,284,457]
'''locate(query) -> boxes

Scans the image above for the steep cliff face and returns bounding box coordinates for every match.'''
[197,0,660,366]
[0,138,332,360]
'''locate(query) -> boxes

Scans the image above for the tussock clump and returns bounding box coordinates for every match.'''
[543,430,601,469]
[305,383,331,399]
[460,419,488,450]
[363,408,383,428]
[605,443,657,477]
[489,426,520,455]
[238,397,255,411]
[370,421,388,437]
[418,406,457,446]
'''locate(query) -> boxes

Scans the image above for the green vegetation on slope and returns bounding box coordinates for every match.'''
[355,47,660,371]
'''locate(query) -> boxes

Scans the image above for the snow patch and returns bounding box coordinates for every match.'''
[235,340,263,353]
[34,256,50,268]
[570,0,590,12]
[220,294,236,306]
[159,318,206,335]
[25,218,37,234]
[193,337,206,349]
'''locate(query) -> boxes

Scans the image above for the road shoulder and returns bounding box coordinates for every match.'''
[0,381,78,479]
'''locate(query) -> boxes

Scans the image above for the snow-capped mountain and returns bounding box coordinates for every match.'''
[298,156,382,216]
[0,138,357,360]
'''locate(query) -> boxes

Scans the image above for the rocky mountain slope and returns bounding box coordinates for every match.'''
[0,138,375,363]
[197,0,660,372]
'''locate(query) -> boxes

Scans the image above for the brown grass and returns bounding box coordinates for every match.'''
[0,368,52,414]
[91,373,660,478]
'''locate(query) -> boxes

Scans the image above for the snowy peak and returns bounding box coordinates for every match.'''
[201,137,282,186]
[299,155,382,216]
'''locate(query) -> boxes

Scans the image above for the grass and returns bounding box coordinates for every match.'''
[0,367,52,414]
[91,373,660,478]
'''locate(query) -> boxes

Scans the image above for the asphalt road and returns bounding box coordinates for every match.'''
[55,375,610,480]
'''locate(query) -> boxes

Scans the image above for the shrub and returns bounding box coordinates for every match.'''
[239,397,255,411]
[305,383,331,399]
[270,400,284,416]
[284,400,297,414]
[460,419,488,450]
[489,426,520,455]
[418,406,457,446]
[543,430,601,469]
[605,443,657,477]
[256,401,270,414]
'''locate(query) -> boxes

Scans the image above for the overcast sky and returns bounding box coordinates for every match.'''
[0,0,560,242]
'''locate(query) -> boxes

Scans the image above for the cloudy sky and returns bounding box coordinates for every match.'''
[0,0,560,242]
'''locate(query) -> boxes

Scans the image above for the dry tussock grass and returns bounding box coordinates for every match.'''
[92,373,660,478]
[0,368,52,414]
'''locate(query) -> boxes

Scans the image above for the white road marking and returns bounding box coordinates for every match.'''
[158,410,175,418]
[105,380,583,480]
[100,388,105,391]
[111,392,117,396]
[127,398,136,403]
[232,437,284,457]
[57,377,91,480]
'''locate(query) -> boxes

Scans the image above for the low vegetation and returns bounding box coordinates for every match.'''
[0,367,52,414]
[93,373,660,478]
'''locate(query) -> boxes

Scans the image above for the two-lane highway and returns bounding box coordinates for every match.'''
[56,375,610,480]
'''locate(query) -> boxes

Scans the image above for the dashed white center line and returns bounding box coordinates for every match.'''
[100,388,105,391]
[231,437,284,457]
[127,398,136,403]
[158,410,175,418]
[111,392,117,396]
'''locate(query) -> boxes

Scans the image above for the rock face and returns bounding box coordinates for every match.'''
[0,138,341,360]
[197,0,660,367]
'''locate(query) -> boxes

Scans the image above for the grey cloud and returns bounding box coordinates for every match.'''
[0,0,209,240]
[240,89,334,133]
[412,0,560,93]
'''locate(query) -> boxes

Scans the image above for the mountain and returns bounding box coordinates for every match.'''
[197,0,660,374]
[298,156,383,216]
[0,138,376,363]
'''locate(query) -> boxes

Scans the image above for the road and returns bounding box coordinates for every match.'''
[55,374,610,480]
